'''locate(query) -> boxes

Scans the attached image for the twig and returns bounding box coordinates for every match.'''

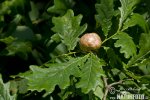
[102,77,109,100]
[109,80,123,87]
[102,77,123,100]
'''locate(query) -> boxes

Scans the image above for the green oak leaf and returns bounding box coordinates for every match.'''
[95,0,114,36]
[128,33,150,67]
[0,74,17,100]
[20,55,89,96]
[118,0,140,29]
[113,32,136,58]
[76,53,106,93]
[122,13,149,33]
[47,0,75,15]
[51,9,87,51]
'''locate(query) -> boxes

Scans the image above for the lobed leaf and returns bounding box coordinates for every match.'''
[128,33,150,67]
[0,74,17,100]
[51,9,87,51]
[95,0,114,36]
[118,0,140,29]
[76,53,105,93]
[20,55,89,95]
[113,32,136,58]
[122,13,149,33]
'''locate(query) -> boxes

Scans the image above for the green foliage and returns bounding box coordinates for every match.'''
[128,32,150,67]
[0,0,150,99]
[0,75,17,100]
[122,13,149,32]
[0,0,30,15]
[118,0,140,29]
[0,36,15,45]
[76,53,105,93]
[51,9,87,51]
[19,53,105,96]
[20,54,89,95]
[29,1,39,21]
[47,0,75,15]
[95,0,114,36]
[6,41,32,58]
[113,32,137,58]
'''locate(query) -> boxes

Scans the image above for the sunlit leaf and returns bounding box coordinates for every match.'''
[52,9,87,50]
[113,32,136,58]
[128,33,150,67]
[51,33,61,43]
[118,0,140,29]
[94,86,104,100]
[20,55,89,95]
[76,53,105,93]
[0,74,17,100]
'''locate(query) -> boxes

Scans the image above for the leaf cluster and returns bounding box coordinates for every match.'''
[0,0,150,99]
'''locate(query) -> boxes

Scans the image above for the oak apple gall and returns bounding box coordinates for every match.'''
[79,33,102,52]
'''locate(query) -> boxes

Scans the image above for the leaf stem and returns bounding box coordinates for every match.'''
[102,31,119,44]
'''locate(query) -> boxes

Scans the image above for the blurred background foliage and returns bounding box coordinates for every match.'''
[0,0,150,99]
